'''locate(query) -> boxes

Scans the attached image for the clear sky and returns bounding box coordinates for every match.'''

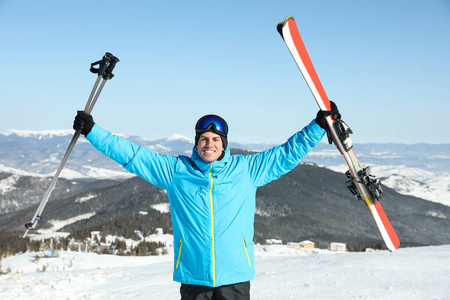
[0,0,449,144]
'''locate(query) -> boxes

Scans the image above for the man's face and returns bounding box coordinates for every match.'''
[197,132,224,162]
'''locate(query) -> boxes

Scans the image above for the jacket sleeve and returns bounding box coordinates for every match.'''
[86,124,176,189]
[244,120,325,187]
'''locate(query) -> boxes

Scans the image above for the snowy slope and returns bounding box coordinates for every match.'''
[1,244,449,299]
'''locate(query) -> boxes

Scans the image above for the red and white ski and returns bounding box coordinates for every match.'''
[277,16,400,251]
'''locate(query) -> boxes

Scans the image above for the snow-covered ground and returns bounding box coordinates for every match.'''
[1,244,449,299]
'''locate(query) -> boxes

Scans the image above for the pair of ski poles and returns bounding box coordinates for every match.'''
[23,53,119,238]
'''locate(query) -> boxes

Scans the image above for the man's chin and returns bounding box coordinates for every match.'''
[199,153,218,162]
[200,156,215,162]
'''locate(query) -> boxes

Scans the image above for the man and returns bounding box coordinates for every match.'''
[73,103,339,300]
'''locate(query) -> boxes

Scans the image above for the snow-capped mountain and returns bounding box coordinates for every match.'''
[303,143,450,207]
[1,131,449,251]
[1,129,449,206]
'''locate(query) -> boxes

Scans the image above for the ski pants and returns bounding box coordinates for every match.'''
[180,281,250,300]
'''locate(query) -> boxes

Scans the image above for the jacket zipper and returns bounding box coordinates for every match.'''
[176,238,183,269]
[209,164,216,287]
[243,236,251,267]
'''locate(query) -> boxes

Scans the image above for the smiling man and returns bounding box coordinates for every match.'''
[73,107,339,300]
[194,114,228,163]
[196,132,224,162]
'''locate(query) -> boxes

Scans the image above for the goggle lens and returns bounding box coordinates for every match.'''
[195,115,228,136]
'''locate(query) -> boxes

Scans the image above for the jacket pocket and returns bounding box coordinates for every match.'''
[243,236,251,267]
[176,238,183,269]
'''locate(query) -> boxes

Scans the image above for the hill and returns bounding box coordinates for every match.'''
[1,162,449,249]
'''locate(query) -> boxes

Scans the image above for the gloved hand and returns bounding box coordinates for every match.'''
[315,101,341,129]
[73,111,95,136]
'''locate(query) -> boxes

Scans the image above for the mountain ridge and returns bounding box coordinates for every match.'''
[1,130,449,206]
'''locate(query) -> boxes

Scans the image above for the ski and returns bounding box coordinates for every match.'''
[277,16,400,251]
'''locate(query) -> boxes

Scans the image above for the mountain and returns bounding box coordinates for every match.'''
[253,163,450,248]
[0,173,117,214]
[1,162,449,249]
[0,130,194,180]
[303,142,450,206]
[1,129,449,206]
[1,129,449,248]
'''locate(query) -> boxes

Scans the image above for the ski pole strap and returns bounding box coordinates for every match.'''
[90,52,120,80]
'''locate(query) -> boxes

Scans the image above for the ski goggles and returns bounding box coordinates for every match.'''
[195,114,228,136]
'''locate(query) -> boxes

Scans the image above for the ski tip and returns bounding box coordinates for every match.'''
[284,15,295,23]
[277,16,295,38]
[279,15,295,26]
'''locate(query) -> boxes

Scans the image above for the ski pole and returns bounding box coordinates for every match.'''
[23,53,119,238]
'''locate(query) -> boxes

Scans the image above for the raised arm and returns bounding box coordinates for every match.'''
[245,119,325,187]
[74,112,176,189]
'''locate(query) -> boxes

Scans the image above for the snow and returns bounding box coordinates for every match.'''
[325,164,450,207]
[74,194,96,203]
[372,166,450,206]
[166,134,194,143]
[151,203,170,214]
[2,129,74,138]
[0,163,42,178]
[147,144,171,152]
[306,150,343,158]
[37,213,96,234]
[425,210,447,219]
[1,244,449,299]
[0,174,19,194]
[77,166,135,181]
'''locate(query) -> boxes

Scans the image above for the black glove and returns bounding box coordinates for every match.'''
[73,111,95,136]
[315,101,341,129]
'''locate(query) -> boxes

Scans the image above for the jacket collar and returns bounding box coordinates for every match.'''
[192,147,230,174]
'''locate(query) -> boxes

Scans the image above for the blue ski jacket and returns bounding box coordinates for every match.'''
[86,120,325,287]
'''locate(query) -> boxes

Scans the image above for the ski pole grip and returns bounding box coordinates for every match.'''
[90,59,106,75]
[102,53,120,80]
[89,52,120,79]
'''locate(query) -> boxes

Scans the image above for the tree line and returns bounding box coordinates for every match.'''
[0,214,173,265]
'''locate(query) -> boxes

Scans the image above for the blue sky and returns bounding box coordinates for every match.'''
[0,0,449,144]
